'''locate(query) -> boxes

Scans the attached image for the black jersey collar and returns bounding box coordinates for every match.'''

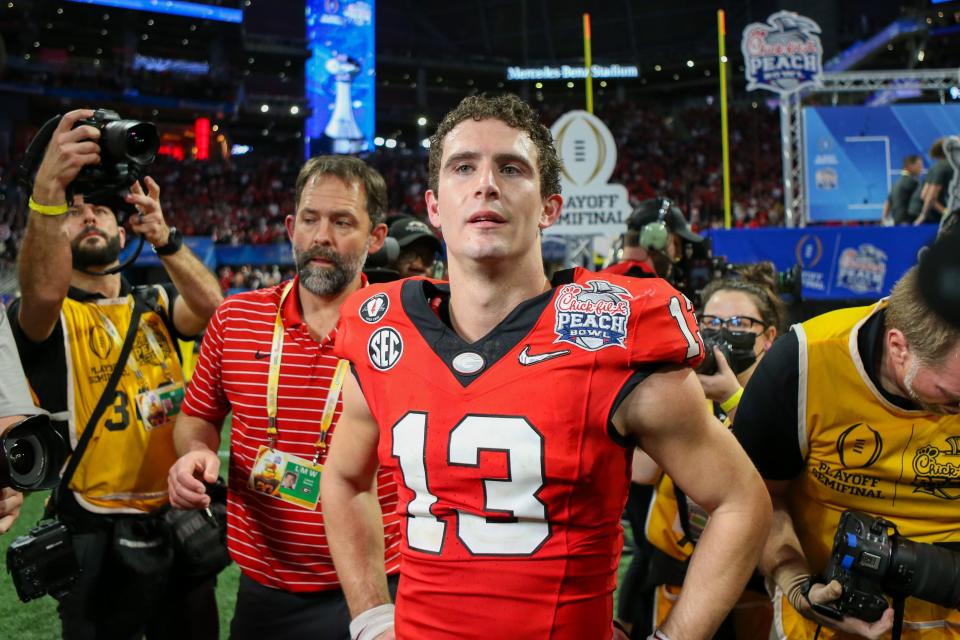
[400,276,558,387]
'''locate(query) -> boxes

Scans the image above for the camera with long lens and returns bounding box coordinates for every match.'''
[2,414,80,602]
[696,328,759,376]
[817,510,960,622]
[18,108,159,205]
[0,414,68,492]
[69,109,160,201]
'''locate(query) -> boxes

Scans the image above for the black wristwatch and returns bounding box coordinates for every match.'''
[153,226,183,256]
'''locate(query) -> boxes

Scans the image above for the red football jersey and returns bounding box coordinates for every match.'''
[335,268,703,639]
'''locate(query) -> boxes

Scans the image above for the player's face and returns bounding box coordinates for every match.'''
[901,345,960,415]
[286,175,385,296]
[67,195,125,268]
[425,118,560,264]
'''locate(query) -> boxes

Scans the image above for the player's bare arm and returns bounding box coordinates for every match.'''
[613,365,772,639]
[320,372,392,618]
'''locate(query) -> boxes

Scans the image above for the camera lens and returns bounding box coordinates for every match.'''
[8,439,36,476]
[123,123,159,164]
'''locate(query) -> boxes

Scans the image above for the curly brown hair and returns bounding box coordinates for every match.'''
[427,94,562,199]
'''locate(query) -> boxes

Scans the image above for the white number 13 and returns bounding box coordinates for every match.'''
[392,413,550,556]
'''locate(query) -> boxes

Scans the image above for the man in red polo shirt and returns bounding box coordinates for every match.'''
[167,156,401,640]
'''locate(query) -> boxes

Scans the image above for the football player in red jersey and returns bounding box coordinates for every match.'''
[321,94,771,640]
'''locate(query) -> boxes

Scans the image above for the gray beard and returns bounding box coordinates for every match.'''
[294,244,368,296]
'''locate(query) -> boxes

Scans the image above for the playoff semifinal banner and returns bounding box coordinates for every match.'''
[706,225,938,300]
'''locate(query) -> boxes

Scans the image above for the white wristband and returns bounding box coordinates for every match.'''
[349,603,395,640]
[648,629,672,640]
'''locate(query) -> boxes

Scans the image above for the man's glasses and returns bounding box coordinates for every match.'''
[699,315,765,332]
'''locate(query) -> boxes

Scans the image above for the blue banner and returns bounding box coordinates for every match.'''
[804,105,960,222]
[706,225,938,300]
[121,236,216,270]
[215,244,294,267]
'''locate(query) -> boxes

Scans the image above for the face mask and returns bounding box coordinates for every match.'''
[698,328,758,375]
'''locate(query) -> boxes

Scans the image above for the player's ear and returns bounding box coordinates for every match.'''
[539,194,562,230]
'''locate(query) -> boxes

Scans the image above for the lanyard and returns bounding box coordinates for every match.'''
[96,297,171,388]
[266,281,350,463]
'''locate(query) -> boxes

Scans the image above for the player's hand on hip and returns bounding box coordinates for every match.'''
[168,449,220,509]
[0,487,24,534]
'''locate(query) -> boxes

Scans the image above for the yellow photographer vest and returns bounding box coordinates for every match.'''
[61,288,183,514]
[776,300,960,639]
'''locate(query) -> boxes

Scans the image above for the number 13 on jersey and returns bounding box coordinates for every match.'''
[392,412,551,556]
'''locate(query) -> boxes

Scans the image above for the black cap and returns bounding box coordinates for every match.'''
[625,198,703,243]
[388,216,441,253]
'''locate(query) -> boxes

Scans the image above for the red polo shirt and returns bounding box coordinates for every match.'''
[182,277,401,591]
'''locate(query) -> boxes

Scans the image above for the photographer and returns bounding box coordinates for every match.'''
[0,311,44,534]
[733,264,960,640]
[8,109,223,638]
[638,263,785,639]
[603,197,703,280]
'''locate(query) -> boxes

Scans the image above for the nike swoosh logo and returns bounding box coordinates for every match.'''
[518,345,570,366]
[254,350,269,360]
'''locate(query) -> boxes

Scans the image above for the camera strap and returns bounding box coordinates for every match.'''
[51,288,148,512]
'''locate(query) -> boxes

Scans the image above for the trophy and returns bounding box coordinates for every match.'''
[323,54,365,154]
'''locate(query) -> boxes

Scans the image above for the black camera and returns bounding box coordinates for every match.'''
[70,109,160,199]
[19,108,159,203]
[0,414,69,492]
[818,510,960,622]
[6,520,81,602]
[696,328,759,376]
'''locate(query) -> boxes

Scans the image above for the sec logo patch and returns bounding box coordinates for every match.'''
[368,327,403,371]
[360,293,389,324]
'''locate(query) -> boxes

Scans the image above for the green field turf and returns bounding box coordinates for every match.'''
[2,412,633,637]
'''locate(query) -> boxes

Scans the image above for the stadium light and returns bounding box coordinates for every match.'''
[417,116,427,126]
[290,105,300,115]
[385,139,397,149]
[566,81,574,88]
[421,138,430,149]
[374,137,385,146]
[260,104,269,113]
[654,64,662,71]
[535,82,543,89]
[600,81,607,87]
[686,60,694,67]
[917,49,925,62]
